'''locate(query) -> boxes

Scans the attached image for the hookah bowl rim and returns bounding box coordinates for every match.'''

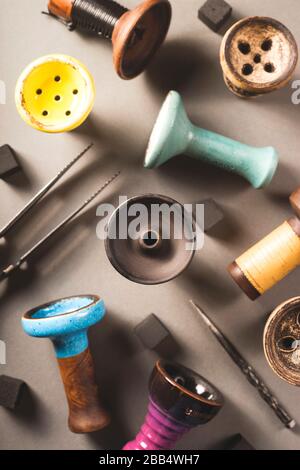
[105,193,196,285]
[15,54,95,133]
[264,296,300,387]
[144,90,183,169]
[153,359,224,409]
[22,294,105,338]
[220,16,298,94]
[112,0,172,80]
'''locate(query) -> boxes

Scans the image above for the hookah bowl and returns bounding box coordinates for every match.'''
[144,90,278,189]
[229,187,300,300]
[264,297,300,387]
[15,54,95,133]
[105,194,196,285]
[220,17,298,98]
[47,0,172,80]
[22,295,110,433]
[123,360,224,450]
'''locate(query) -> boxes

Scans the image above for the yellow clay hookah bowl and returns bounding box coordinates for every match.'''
[15,54,95,133]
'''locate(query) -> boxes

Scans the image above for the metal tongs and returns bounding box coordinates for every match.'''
[0,143,120,281]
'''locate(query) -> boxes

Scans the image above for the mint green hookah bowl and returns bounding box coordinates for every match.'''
[144,91,278,189]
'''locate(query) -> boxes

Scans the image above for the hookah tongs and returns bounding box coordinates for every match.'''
[0,143,120,281]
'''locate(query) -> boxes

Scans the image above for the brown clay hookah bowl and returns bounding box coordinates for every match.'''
[105,194,196,285]
[264,297,300,387]
[47,0,172,79]
[228,187,300,300]
[220,17,298,98]
[123,360,224,450]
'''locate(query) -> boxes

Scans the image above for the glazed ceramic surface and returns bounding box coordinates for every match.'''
[144,91,278,189]
[15,54,95,133]
[22,295,105,358]
[22,295,109,433]
[123,400,191,450]
[123,360,224,450]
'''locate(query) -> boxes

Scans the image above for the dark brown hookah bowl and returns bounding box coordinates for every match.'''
[105,194,196,285]
[47,0,172,79]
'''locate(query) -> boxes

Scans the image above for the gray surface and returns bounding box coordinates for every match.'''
[0,0,300,451]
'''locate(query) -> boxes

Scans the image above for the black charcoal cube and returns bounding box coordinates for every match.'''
[198,0,232,32]
[134,314,171,350]
[0,145,20,178]
[200,198,224,232]
[0,375,25,410]
[231,434,254,450]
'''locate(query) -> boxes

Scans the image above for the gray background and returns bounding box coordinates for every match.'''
[0,0,300,451]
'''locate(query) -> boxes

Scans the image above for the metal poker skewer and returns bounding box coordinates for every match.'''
[0,143,94,239]
[189,300,296,430]
[0,171,121,282]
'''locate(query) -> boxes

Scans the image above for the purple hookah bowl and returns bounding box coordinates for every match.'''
[123,359,224,450]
